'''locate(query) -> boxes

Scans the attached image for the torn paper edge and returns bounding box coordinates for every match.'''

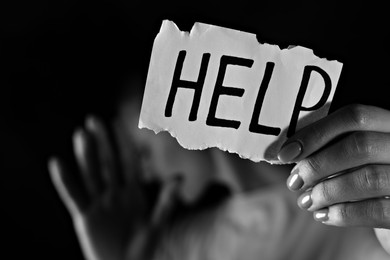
[139,20,343,164]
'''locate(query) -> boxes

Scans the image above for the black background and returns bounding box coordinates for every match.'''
[1,1,389,259]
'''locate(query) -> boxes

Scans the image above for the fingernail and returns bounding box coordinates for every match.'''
[314,209,329,222]
[278,141,302,163]
[287,167,304,191]
[298,192,312,209]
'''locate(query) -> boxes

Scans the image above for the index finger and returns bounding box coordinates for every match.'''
[277,104,390,163]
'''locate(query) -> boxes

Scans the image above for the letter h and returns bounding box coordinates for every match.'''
[165,50,211,121]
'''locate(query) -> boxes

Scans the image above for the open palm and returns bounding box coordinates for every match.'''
[49,117,152,260]
[48,116,237,260]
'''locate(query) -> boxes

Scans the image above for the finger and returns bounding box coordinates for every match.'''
[313,198,390,229]
[48,157,89,216]
[113,118,142,186]
[113,118,151,210]
[374,228,390,255]
[297,165,390,211]
[86,116,118,188]
[114,118,160,217]
[287,131,390,191]
[151,176,182,225]
[278,104,390,163]
[73,128,103,197]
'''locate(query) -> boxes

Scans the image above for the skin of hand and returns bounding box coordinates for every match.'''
[49,116,150,260]
[48,110,279,260]
[49,115,216,260]
[277,104,390,255]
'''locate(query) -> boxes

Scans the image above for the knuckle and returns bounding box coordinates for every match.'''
[319,181,336,204]
[345,104,370,129]
[309,123,328,145]
[305,156,323,175]
[365,200,387,223]
[356,166,380,192]
[377,169,390,193]
[335,204,353,223]
[334,200,390,227]
[345,132,374,159]
[381,202,390,222]
[356,166,390,193]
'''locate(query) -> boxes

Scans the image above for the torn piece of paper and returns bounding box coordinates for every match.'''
[139,20,343,163]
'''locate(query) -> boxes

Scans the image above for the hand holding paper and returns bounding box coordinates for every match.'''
[139,20,343,163]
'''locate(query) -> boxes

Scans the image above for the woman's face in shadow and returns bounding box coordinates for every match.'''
[119,98,217,202]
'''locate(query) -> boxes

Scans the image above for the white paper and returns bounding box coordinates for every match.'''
[139,20,343,163]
